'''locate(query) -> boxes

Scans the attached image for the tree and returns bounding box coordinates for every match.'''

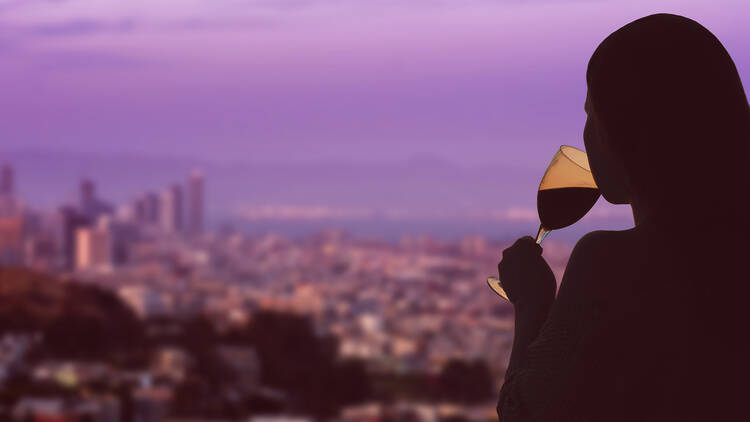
[437,359,494,404]
[0,268,146,361]
[228,311,371,417]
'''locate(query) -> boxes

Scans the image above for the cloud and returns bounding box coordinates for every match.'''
[0,0,68,13]
[231,205,629,223]
[30,49,148,70]
[0,0,641,46]
[27,18,136,37]
[163,16,278,31]
[240,0,316,11]
[465,207,538,222]
[234,205,375,221]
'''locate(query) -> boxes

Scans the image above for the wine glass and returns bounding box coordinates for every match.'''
[487,145,600,300]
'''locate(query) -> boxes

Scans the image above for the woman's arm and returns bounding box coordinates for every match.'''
[507,305,554,375]
[497,237,557,374]
[496,232,609,421]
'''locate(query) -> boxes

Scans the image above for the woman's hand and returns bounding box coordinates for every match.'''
[498,236,557,312]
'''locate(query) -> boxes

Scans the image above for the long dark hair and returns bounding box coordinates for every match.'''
[586,14,750,215]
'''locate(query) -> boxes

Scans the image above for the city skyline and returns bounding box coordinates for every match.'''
[0,153,633,242]
[0,161,205,271]
[1,1,744,236]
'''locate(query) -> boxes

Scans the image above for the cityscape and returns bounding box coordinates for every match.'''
[0,163,574,422]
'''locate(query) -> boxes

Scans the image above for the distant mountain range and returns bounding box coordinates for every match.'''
[0,148,539,215]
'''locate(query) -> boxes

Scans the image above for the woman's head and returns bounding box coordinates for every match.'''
[584,14,750,211]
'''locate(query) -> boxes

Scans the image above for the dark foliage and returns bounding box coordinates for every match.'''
[0,267,146,361]
[437,359,494,404]
[226,310,371,418]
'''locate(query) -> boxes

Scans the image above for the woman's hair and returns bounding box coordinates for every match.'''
[586,14,750,209]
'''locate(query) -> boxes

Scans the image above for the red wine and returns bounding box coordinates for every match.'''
[537,187,600,230]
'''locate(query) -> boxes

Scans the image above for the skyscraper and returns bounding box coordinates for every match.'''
[0,164,21,217]
[171,184,184,232]
[159,184,184,233]
[79,178,114,220]
[0,216,24,265]
[59,206,91,270]
[143,192,160,225]
[133,194,148,224]
[74,218,113,272]
[187,170,204,234]
[0,164,14,197]
[80,178,95,209]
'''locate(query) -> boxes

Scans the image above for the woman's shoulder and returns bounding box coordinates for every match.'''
[560,228,641,302]
[570,228,638,265]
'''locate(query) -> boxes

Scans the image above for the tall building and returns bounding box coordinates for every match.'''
[187,170,204,234]
[159,184,183,233]
[0,164,14,197]
[0,217,24,265]
[80,178,95,208]
[108,219,137,266]
[171,184,184,232]
[79,178,114,220]
[74,217,113,272]
[133,195,148,225]
[143,192,160,225]
[24,232,58,272]
[59,206,91,271]
[0,164,22,217]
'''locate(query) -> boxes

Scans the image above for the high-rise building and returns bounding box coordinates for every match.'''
[187,170,204,234]
[133,195,148,225]
[143,192,160,225]
[159,184,184,233]
[59,206,91,271]
[79,178,114,220]
[74,217,112,272]
[80,179,95,208]
[24,232,58,272]
[171,184,184,232]
[1,164,14,197]
[108,218,137,266]
[0,216,24,265]
[0,164,22,217]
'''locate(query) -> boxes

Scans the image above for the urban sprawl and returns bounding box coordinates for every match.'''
[0,164,573,422]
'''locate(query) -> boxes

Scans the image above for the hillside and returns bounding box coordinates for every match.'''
[0,267,146,361]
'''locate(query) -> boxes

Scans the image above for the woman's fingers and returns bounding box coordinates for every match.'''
[498,236,554,306]
[503,236,542,259]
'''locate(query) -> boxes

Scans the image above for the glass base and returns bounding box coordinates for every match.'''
[487,276,509,300]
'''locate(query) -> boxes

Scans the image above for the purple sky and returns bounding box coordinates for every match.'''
[1,0,748,166]
[0,1,748,231]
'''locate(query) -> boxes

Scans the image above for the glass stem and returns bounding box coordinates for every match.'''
[535,225,550,244]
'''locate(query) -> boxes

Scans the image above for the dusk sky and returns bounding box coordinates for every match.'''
[0,1,748,233]
[1,0,748,165]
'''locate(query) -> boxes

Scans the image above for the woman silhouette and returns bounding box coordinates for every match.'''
[496,14,750,422]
